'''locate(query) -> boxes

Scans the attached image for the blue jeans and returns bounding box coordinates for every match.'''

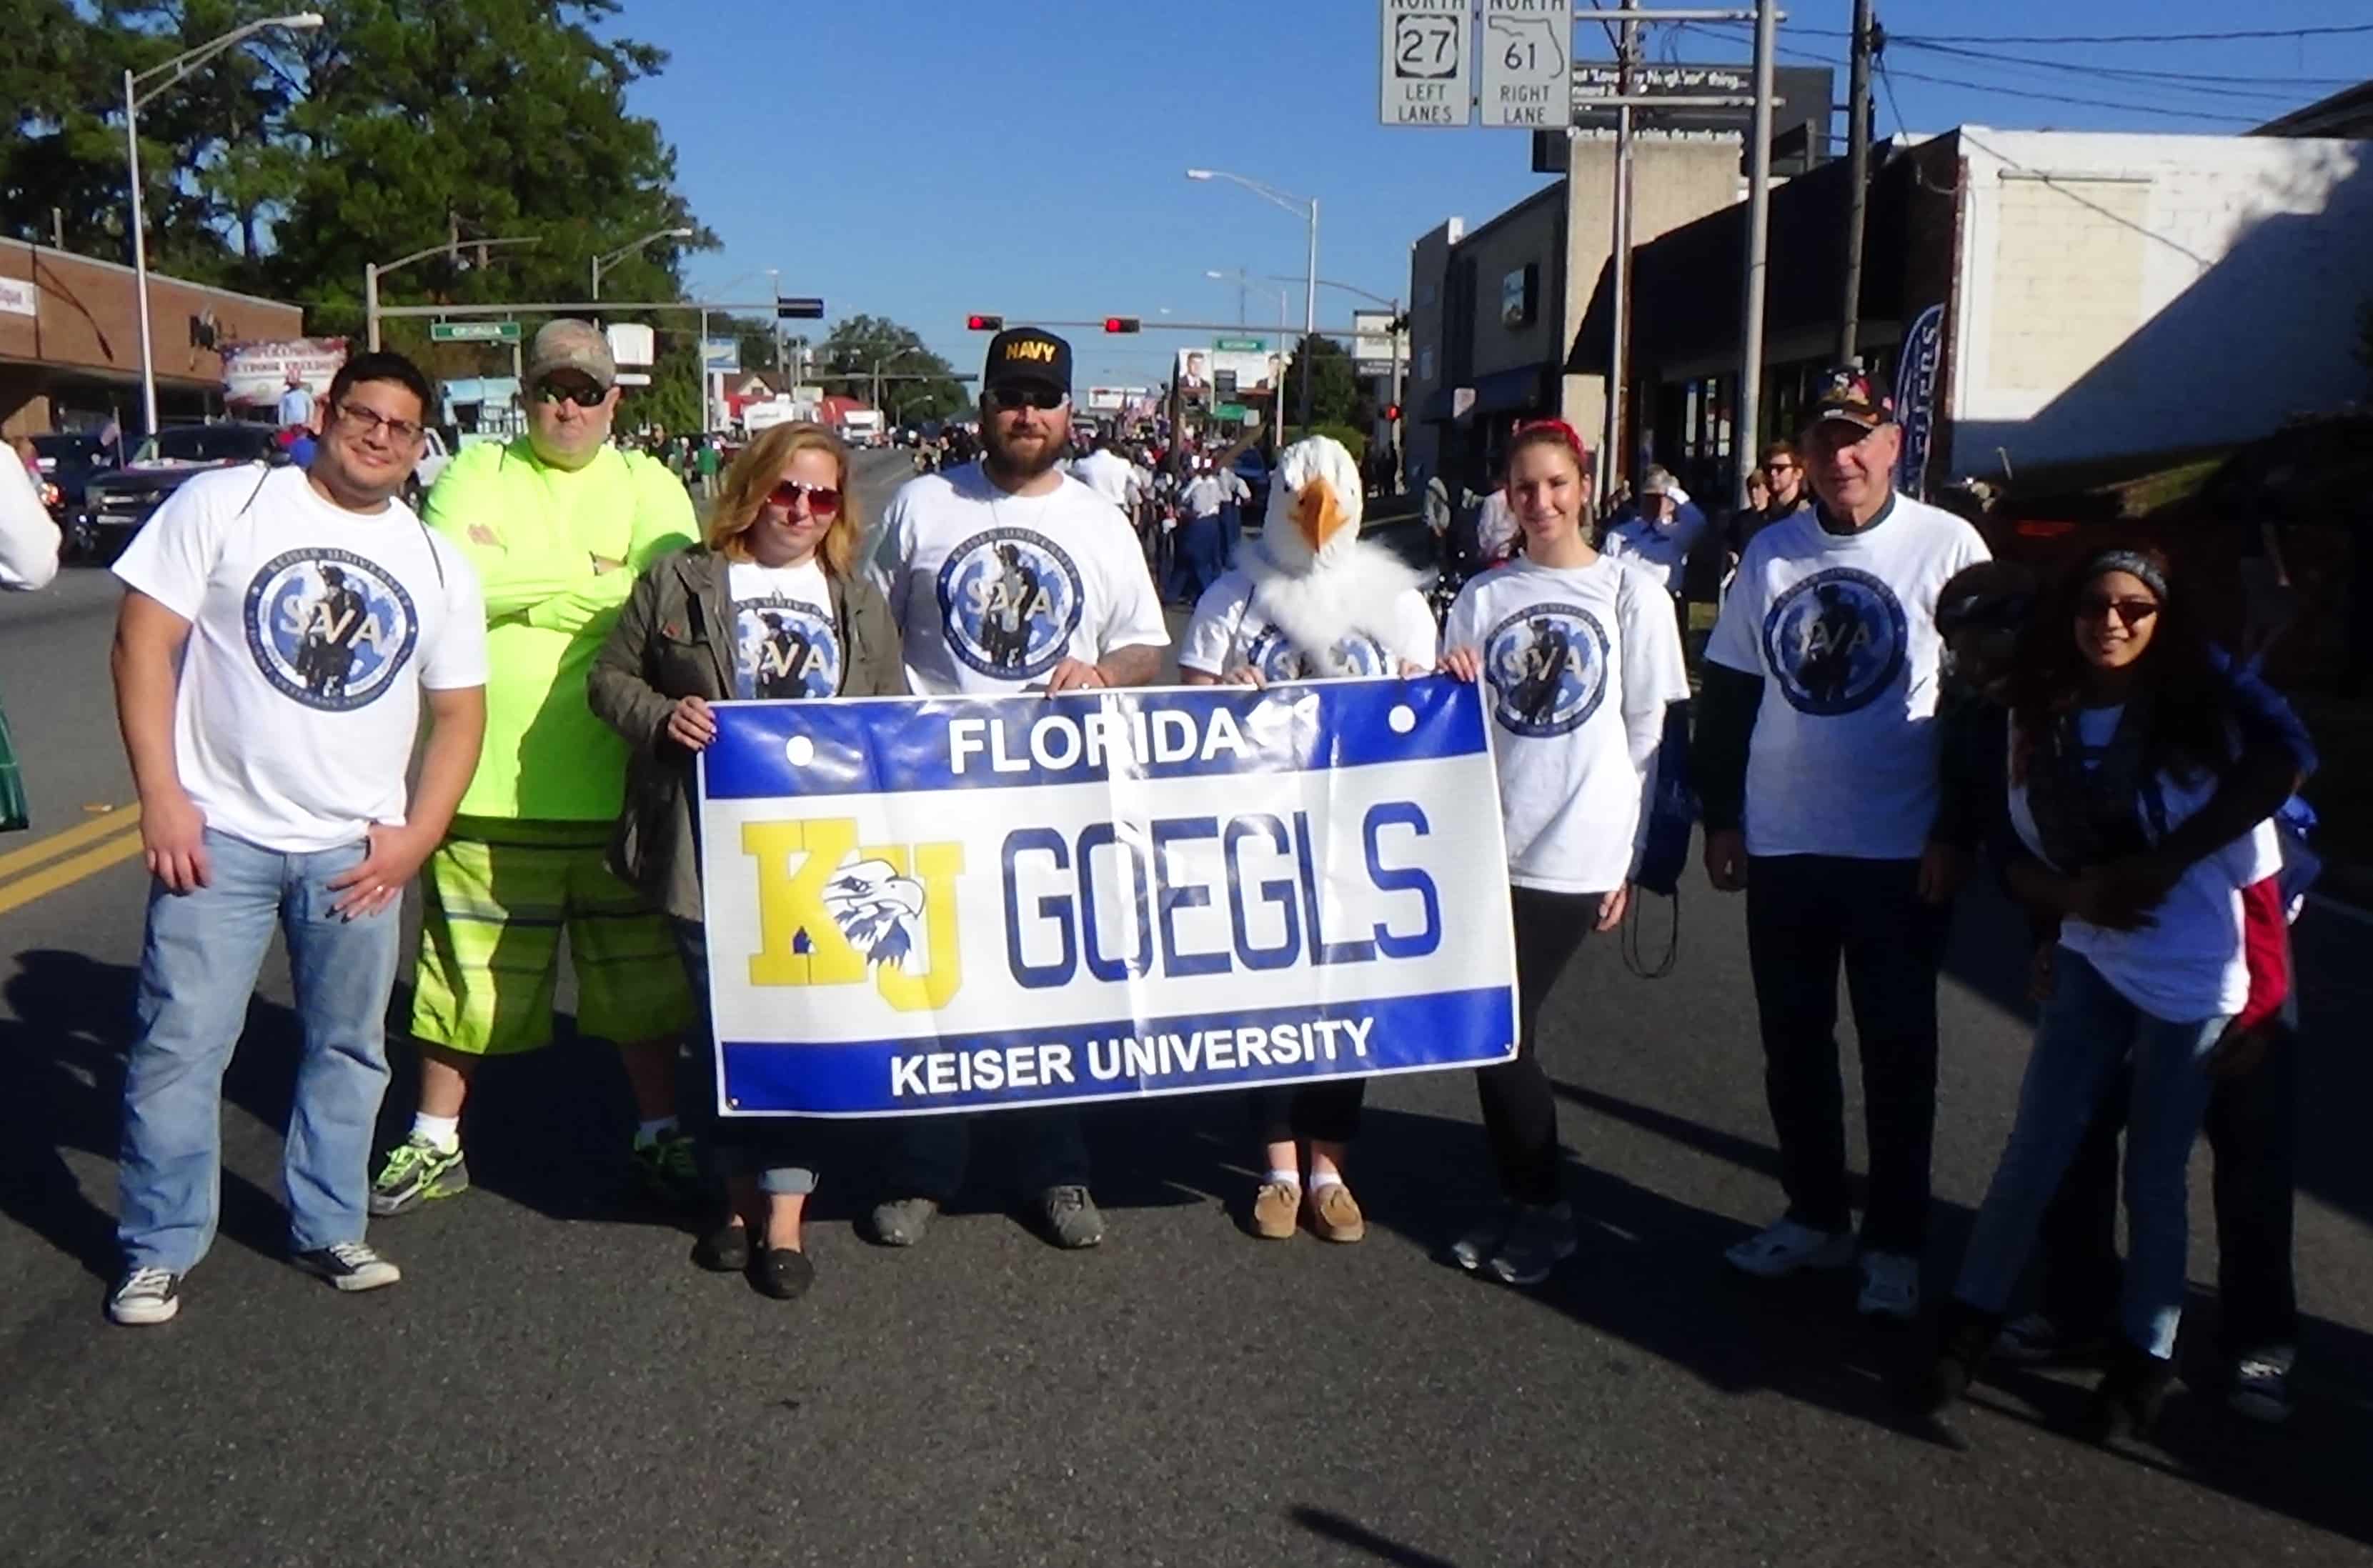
[118,829,401,1274]
[1953,948,2228,1359]
[672,919,817,1197]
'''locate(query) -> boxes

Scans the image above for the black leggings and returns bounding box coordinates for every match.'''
[1249,1077,1367,1148]
[1476,886,1599,1205]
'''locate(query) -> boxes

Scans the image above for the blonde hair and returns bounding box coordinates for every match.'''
[707,421,861,576]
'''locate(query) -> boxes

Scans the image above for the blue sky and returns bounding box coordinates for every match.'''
[620,0,2373,390]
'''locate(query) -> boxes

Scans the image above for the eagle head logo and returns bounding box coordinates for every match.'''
[821,858,928,969]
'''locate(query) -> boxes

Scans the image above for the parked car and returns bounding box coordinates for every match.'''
[29,432,116,525]
[406,426,455,508]
[73,423,286,562]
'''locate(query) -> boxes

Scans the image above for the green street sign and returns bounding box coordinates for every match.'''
[429,321,522,344]
[1213,337,1267,351]
[1213,401,1249,421]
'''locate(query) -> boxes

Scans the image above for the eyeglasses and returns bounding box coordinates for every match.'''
[985,384,1067,412]
[331,401,426,444]
[534,380,608,409]
[2076,594,2161,629]
[1763,460,1797,473]
[767,479,842,517]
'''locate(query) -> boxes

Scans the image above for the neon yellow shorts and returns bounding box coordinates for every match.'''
[408,817,693,1057]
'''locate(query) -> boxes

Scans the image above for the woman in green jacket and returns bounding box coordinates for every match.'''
[590,420,906,1299]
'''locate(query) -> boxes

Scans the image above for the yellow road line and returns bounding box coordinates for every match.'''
[0,829,149,919]
[0,804,144,881]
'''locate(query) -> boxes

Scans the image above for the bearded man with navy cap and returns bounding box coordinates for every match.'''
[1697,368,1992,1322]
[865,326,1168,1251]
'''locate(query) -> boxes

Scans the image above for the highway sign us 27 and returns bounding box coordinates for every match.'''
[1380,0,1471,126]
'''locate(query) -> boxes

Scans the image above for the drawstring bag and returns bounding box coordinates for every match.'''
[1623,699,1696,978]
[0,684,27,834]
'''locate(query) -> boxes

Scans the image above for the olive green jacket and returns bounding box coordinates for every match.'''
[588,544,906,922]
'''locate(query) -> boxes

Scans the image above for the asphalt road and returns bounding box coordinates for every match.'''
[2,449,2369,1567]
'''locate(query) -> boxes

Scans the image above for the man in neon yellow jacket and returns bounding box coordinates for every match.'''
[371,320,700,1216]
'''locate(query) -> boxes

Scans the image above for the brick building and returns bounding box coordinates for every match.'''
[0,239,305,439]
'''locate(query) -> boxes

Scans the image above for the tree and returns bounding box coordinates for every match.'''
[810,314,966,422]
[1278,334,1360,433]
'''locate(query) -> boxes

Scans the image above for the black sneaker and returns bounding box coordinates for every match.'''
[292,1241,402,1293]
[1448,1207,1514,1273]
[692,1220,752,1273]
[1488,1202,1578,1285]
[867,1196,940,1247]
[630,1129,707,1209]
[1995,1312,2114,1366]
[2081,1342,2177,1444]
[106,1266,181,1326]
[2229,1350,2295,1424]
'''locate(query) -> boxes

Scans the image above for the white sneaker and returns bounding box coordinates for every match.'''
[292,1241,402,1293]
[1856,1249,1921,1320]
[1725,1218,1854,1278]
[106,1266,181,1326]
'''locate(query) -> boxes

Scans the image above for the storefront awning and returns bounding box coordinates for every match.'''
[1418,364,1557,424]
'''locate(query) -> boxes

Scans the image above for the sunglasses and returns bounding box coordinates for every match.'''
[2077,594,2160,629]
[534,380,608,409]
[985,384,1067,412]
[767,479,842,517]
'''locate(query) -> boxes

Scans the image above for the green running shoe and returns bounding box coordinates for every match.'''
[369,1134,469,1217]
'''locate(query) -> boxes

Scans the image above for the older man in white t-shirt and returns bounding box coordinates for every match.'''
[868,326,1168,1252]
[104,350,488,1327]
[1698,366,1991,1323]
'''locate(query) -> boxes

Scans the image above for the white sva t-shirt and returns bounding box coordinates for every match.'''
[114,465,488,853]
[1178,567,1438,681]
[1446,555,1691,894]
[1705,493,1991,859]
[869,461,1169,694]
[2006,706,2281,1022]
[727,557,840,700]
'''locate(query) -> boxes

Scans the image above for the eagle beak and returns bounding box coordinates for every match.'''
[1292,476,1348,554]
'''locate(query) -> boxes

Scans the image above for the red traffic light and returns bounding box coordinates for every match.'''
[1103,316,1141,334]
[967,314,1004,331]
[1384,403,1402,422]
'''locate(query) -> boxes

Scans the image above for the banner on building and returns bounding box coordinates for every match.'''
[220,336,348,406]
[698,679,1519,1118]
[0,277,38,318]
[1894,302,1945,499]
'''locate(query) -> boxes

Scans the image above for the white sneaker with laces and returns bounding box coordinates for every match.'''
[1725,1218,1855,1278]
[2228,1354,2294,1424]
[292,1241,402,1293]
[1856,1249,1921,1320]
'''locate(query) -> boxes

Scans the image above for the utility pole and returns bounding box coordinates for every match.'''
[1736,0,1778,509]
[1839,0,1876,365]
[1603,1,1641,499]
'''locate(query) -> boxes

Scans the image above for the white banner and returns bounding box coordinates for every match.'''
[0,277,37,318]
[698,679,1518,1117]
[221,337,347,406]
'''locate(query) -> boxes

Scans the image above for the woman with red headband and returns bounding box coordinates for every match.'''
[1436,419,1690,1284]
[590,419,908,1302]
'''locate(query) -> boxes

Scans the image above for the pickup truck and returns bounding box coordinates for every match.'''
[72,424,287,563]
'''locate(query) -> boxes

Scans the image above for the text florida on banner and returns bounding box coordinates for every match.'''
[696,677,1521,1117]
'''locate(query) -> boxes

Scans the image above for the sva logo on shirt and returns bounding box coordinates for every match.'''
[1245,626,1392,682]
[1761,566,1907,716]
[243,548,419,712]
[734,596,841,700]
[741,819,964,1012]
[934,526,1085,680]
[1483,603,1609,737]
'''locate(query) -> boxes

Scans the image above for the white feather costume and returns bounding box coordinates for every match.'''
[1237,436,1424,676]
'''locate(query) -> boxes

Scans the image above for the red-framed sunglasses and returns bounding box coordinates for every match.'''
[767,480,842,517]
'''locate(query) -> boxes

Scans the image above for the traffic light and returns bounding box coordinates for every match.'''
[1103,316,1140,334]
[775,296,825,319]
[1384,403,1402,422]
[967,314,1004,331]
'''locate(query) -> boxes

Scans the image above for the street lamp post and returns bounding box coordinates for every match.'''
[591,226,695,303]
[364,235,540,353]
[124,11,324,436]
[1186,169,1318,429]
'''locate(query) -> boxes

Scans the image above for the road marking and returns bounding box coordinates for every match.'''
[0,827,147,918]
[0,804,143,880]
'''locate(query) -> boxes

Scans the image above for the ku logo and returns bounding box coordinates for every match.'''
[1762,566,1907,716]
[741,818,964,1011]
[935,526,1084,680]
[1482,602,1608,738]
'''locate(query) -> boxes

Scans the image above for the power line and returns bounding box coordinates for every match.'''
[1897,39,2359,98]
[1898,23,2373,46]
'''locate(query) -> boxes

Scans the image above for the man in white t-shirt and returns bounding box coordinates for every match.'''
[104,351,489,1327]
[1069,434,1143,519]
[1698,366,1992,1322]
[867,326,1168,1252]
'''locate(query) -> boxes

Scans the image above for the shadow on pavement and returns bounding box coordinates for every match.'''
[0,948,295,1283]
[1289,1507,1463,1568]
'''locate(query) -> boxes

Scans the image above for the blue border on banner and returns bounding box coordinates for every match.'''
[700,676,1486,801]
[718,985,1516,1117]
